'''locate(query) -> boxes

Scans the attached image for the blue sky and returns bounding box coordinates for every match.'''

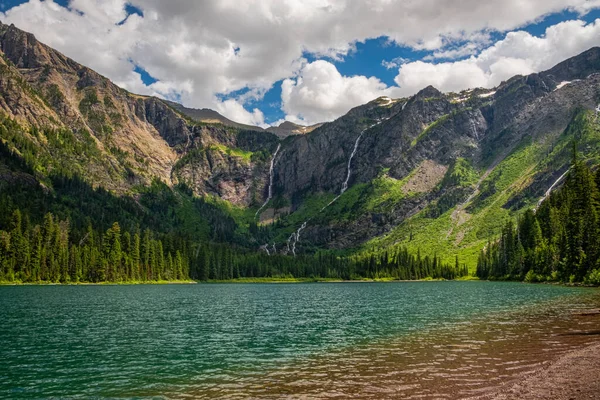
[1,1,600,126]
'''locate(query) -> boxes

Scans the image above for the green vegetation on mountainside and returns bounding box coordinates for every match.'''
[478,152,600,284]
[361,110,600,270]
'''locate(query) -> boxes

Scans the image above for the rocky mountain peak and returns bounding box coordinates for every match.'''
[415,85,443,99]
[0,21,44,68]
[543,46,600,83]
[277,121,301,130]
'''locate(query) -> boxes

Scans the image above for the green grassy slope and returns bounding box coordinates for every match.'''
[363,110,600,270]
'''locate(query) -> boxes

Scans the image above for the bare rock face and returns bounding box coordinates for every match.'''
[173,147,259,206]
[266,121,323,139]
[0,23,46,68]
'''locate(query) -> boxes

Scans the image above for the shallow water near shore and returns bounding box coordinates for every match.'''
[1,281,599,399]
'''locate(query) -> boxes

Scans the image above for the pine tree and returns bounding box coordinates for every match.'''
[132,232,141,281]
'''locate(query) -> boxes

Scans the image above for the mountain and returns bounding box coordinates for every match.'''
[266,121,323,139]
[0,21,278,206]
[163,102,322,139]
[162,100,265,132]
[0,20,599,271]
[258,48,600,263]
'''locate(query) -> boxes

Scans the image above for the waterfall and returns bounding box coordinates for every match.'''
[535,169,570,211]
[289,221,308,256]
[340,130,366,194]
[286,221,308,256]
[255,144,282,217]
[321,119,388,212]
[291,118,388,254]
[261,244,271,256]
[402,101,408,111]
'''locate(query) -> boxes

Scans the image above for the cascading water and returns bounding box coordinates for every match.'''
[255,144,282,217]
[341,131,365,194]
[287,221,308,256]
[321,118,388,211]
[535,169,570,211]
[261,244,271,256]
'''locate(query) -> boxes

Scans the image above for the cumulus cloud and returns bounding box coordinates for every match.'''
[281,60,400,124]
[216,99,267,128]
[282,18,600,123]
[1,0,600,125]
[393,19,600,95]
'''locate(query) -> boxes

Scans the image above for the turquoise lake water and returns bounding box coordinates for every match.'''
[1,281,599,399]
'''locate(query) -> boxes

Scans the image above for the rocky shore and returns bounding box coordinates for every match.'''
[480,341,600,400]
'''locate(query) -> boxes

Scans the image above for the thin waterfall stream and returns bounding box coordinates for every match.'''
[534,168,570,211]
[256,144,282,217]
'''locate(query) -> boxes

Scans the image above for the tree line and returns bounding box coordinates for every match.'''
[477,151,600,284]
[0,208,468,283]
[187,243,468,281]
[0,210,187,283]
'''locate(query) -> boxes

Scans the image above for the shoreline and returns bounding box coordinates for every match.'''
[0,280,197,286]
[478,341,600,400]
[3,277,600,286]
[0,277,469,285]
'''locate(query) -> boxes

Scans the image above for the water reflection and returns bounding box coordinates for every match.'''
[177,291,600,399]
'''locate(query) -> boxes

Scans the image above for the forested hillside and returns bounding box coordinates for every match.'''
[477,150,600,284]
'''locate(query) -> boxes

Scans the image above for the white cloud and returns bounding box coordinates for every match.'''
[1,1,600,126]
[423,42,484,61]
[381,56,409,70]
[216,99,267,128]
[281,60,400,124]
[282,18,600,123]
[393,19,600,95]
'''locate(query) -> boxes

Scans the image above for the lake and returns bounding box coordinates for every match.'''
[1,282,599,399]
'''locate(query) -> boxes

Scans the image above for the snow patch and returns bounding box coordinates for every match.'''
[378,96,398,106]
[554,80,580,91]
[478,91,496,98]
[554,81,571,90]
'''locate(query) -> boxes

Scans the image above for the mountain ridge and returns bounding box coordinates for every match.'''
[0,20,599,268]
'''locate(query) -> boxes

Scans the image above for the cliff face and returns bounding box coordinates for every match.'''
[274,52,600,203]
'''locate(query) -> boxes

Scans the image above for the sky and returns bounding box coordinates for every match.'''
[1,1,600,127]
